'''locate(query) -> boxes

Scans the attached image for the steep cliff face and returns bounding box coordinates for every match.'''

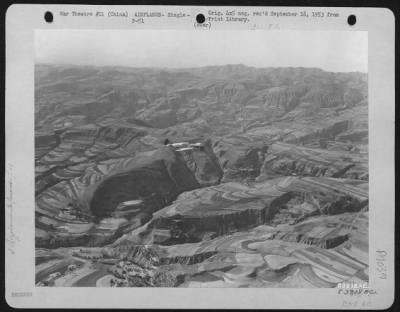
[111,177,367,249]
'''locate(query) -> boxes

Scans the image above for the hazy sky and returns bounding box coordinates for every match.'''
[35,30,368,72]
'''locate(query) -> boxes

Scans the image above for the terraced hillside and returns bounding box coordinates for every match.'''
[35,64,368,287]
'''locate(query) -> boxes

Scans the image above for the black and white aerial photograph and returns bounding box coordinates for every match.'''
[34,29,369,288]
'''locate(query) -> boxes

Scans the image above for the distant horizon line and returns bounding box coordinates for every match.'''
[35,62,368,74]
